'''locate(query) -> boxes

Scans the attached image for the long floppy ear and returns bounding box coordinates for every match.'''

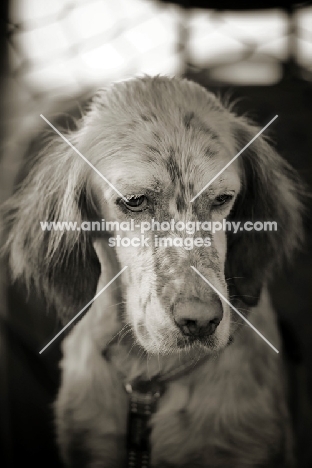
[225,116,304,306]
[2,127,101,324]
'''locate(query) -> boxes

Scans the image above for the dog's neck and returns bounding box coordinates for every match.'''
[104,336,213,386]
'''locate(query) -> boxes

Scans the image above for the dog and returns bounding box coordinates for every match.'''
[3,76,304,467]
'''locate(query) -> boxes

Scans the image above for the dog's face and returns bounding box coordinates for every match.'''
[4,76,303,356]
[88,80,243,353]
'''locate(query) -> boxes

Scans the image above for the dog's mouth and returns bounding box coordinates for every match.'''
[106,323,233,360]
[176,334,213,348]
[172,333,234,354]
[118,320,232,355]
[175,331,223,350]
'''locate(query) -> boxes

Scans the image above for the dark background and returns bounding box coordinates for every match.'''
[1,1,312,467]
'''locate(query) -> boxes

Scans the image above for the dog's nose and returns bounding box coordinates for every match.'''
[173,297,223,337]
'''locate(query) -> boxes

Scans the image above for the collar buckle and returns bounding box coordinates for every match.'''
[124,377,164,468]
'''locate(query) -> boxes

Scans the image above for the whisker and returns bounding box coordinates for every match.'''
[125,340,137,358]
[225,276,246,281]
[104,300,127,310]
[118,328,133,345]
[146,355,151,380]
[105,323,130,347]
[229,294,259,299]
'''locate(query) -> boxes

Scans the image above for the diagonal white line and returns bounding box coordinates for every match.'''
[190,115,278,203]
[39,266,128,354]
[40,114,127,201]
[191,266,279,353]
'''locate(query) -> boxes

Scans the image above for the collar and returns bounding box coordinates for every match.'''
[122,353,211,468]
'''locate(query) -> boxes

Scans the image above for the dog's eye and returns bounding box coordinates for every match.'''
[212,194,233,207]
[122,195,148,212]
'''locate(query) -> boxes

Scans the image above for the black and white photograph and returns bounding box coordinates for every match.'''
[0,1,312,467]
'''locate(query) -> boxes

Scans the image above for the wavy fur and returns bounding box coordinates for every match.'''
[2,76,304,467]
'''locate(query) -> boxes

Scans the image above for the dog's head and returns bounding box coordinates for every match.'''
[3,76,303,355]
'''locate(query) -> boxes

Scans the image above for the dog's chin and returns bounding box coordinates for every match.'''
[134,328,229,356]
[175,334,230,354]
[176,335,216,349]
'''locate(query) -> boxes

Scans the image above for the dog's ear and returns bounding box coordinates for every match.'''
[225,116,304,306]
[2,129,101,324]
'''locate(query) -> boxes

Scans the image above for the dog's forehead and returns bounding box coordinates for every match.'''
[92,77,239,202]
[93,76,232,150]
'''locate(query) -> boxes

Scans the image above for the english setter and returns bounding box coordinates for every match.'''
[4,76,303,467]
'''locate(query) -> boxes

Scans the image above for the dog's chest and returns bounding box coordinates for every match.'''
[149,379,209,466]
[120,360,284,467]
[110,376,212,467]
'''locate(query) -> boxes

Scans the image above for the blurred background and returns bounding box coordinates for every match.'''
[0,0,312,467]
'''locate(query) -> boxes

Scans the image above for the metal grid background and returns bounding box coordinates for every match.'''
[7,0,312,96]
[1,0,312,215]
